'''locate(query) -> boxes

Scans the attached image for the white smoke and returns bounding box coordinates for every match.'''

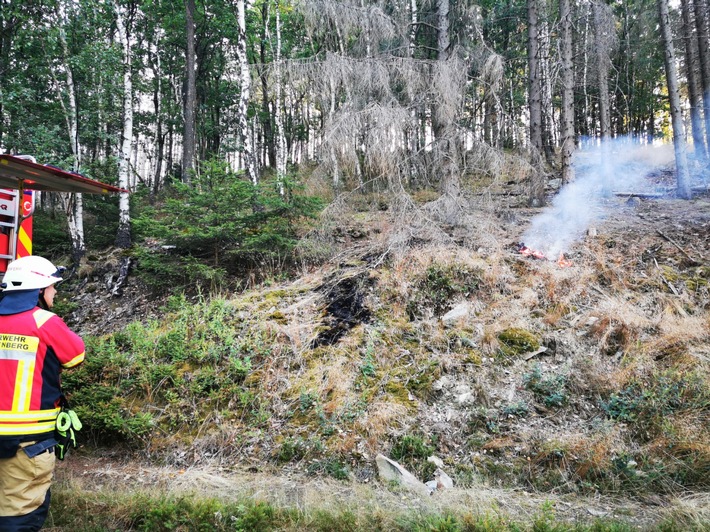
[521,138,674,259]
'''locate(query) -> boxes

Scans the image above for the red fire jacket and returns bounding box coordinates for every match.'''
[0,308,85,438]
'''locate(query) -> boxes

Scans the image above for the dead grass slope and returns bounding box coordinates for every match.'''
[65,189,710,504]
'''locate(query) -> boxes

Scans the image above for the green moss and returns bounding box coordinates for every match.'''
[268,310,288,323]
[497,328,540,359]
[384,381,414,406]
[463,351,483,365]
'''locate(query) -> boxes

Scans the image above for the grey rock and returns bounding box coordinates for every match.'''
[375,454,430,497]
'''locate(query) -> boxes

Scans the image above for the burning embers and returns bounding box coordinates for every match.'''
[518,243,546,260]
[517,243,573,268]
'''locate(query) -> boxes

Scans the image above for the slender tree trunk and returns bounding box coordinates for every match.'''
[260,2,275,168]
[53,8,86,263]
[436,0,460,203]
[527,0,543,154]
[681,0,708,161]
[658,0,692,199]
[693,0,710,153]
[182,0,197,184]
[560,0,575,184]
[527,0,545,205]
[114,1,133,247]
[593,1,611,140]
[409,0,418,57]
[539,10,554,162]
[237,0,257,184]
[437,0,450,60]
[581,5,592,138]
[151,36,164,198]
[275,0,287,193]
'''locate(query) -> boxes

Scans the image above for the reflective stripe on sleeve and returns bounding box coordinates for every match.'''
[62,352,85,368]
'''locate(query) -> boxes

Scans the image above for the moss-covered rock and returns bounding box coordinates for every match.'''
[497,328,540,359]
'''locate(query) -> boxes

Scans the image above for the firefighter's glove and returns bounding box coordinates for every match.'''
[55,410,82,460]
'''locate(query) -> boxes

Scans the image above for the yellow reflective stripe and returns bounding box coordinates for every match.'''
[0,408,60,422]
[32,309,54,329]
[12,360,34,411]
[0,421,56,435]
[62,352,85,368]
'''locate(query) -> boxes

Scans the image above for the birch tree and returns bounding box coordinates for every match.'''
[114,0,133,247]
[274,0,287,190]
[52,2,86,262]
[236,0,258,184]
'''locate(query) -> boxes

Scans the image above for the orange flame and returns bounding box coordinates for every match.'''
[557,253,573,268]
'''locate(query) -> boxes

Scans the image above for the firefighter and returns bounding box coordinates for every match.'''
[0,255,85,531]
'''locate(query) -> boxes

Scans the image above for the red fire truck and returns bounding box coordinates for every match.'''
[0,154,125,272]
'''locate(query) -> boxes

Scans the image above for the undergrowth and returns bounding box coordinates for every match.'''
[47,487,704,531]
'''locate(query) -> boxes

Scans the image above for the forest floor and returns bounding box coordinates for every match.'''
[56,163,710,530]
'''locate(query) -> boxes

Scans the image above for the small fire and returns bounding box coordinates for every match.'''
[557,253,573,268]
[517,243,546,260]
[517,243,573,268]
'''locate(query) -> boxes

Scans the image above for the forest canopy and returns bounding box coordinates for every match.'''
[1,0,709,266]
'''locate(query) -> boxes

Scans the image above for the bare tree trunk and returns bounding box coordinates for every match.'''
[437,0,450,60]
[581,5,592,138]
[275,0,287,193]
[237,0,258,184]
[681,0,708,161]
[436,0,459,203]
[658,0,692,199]
[693,0,710,153]
[114,1,133,247]
[52,6,85,262]
[527,0,545,205]
[182,0,197,184]
[151,35,164,198]
[409,0,418,57]
[560,0,575,184]
[539,10,554,162]
[593,1,611,140]
[527,0,543,154]
[259,2,276,168]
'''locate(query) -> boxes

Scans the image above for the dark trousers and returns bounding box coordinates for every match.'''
[0,490,50,532]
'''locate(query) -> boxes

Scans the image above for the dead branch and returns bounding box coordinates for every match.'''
[656,229,701,263]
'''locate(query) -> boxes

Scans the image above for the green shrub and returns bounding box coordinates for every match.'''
[523,365,568,407]
[306,458,351,480]
[61,297,260,447]
[390,434,437,480]
[502,401,530,417]
[603,371,708,423]
[132,158,323,292]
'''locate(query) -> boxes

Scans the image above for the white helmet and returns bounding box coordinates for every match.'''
[2,256,64,292]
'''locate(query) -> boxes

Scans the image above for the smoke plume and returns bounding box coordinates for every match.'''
[521,138,673,258]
